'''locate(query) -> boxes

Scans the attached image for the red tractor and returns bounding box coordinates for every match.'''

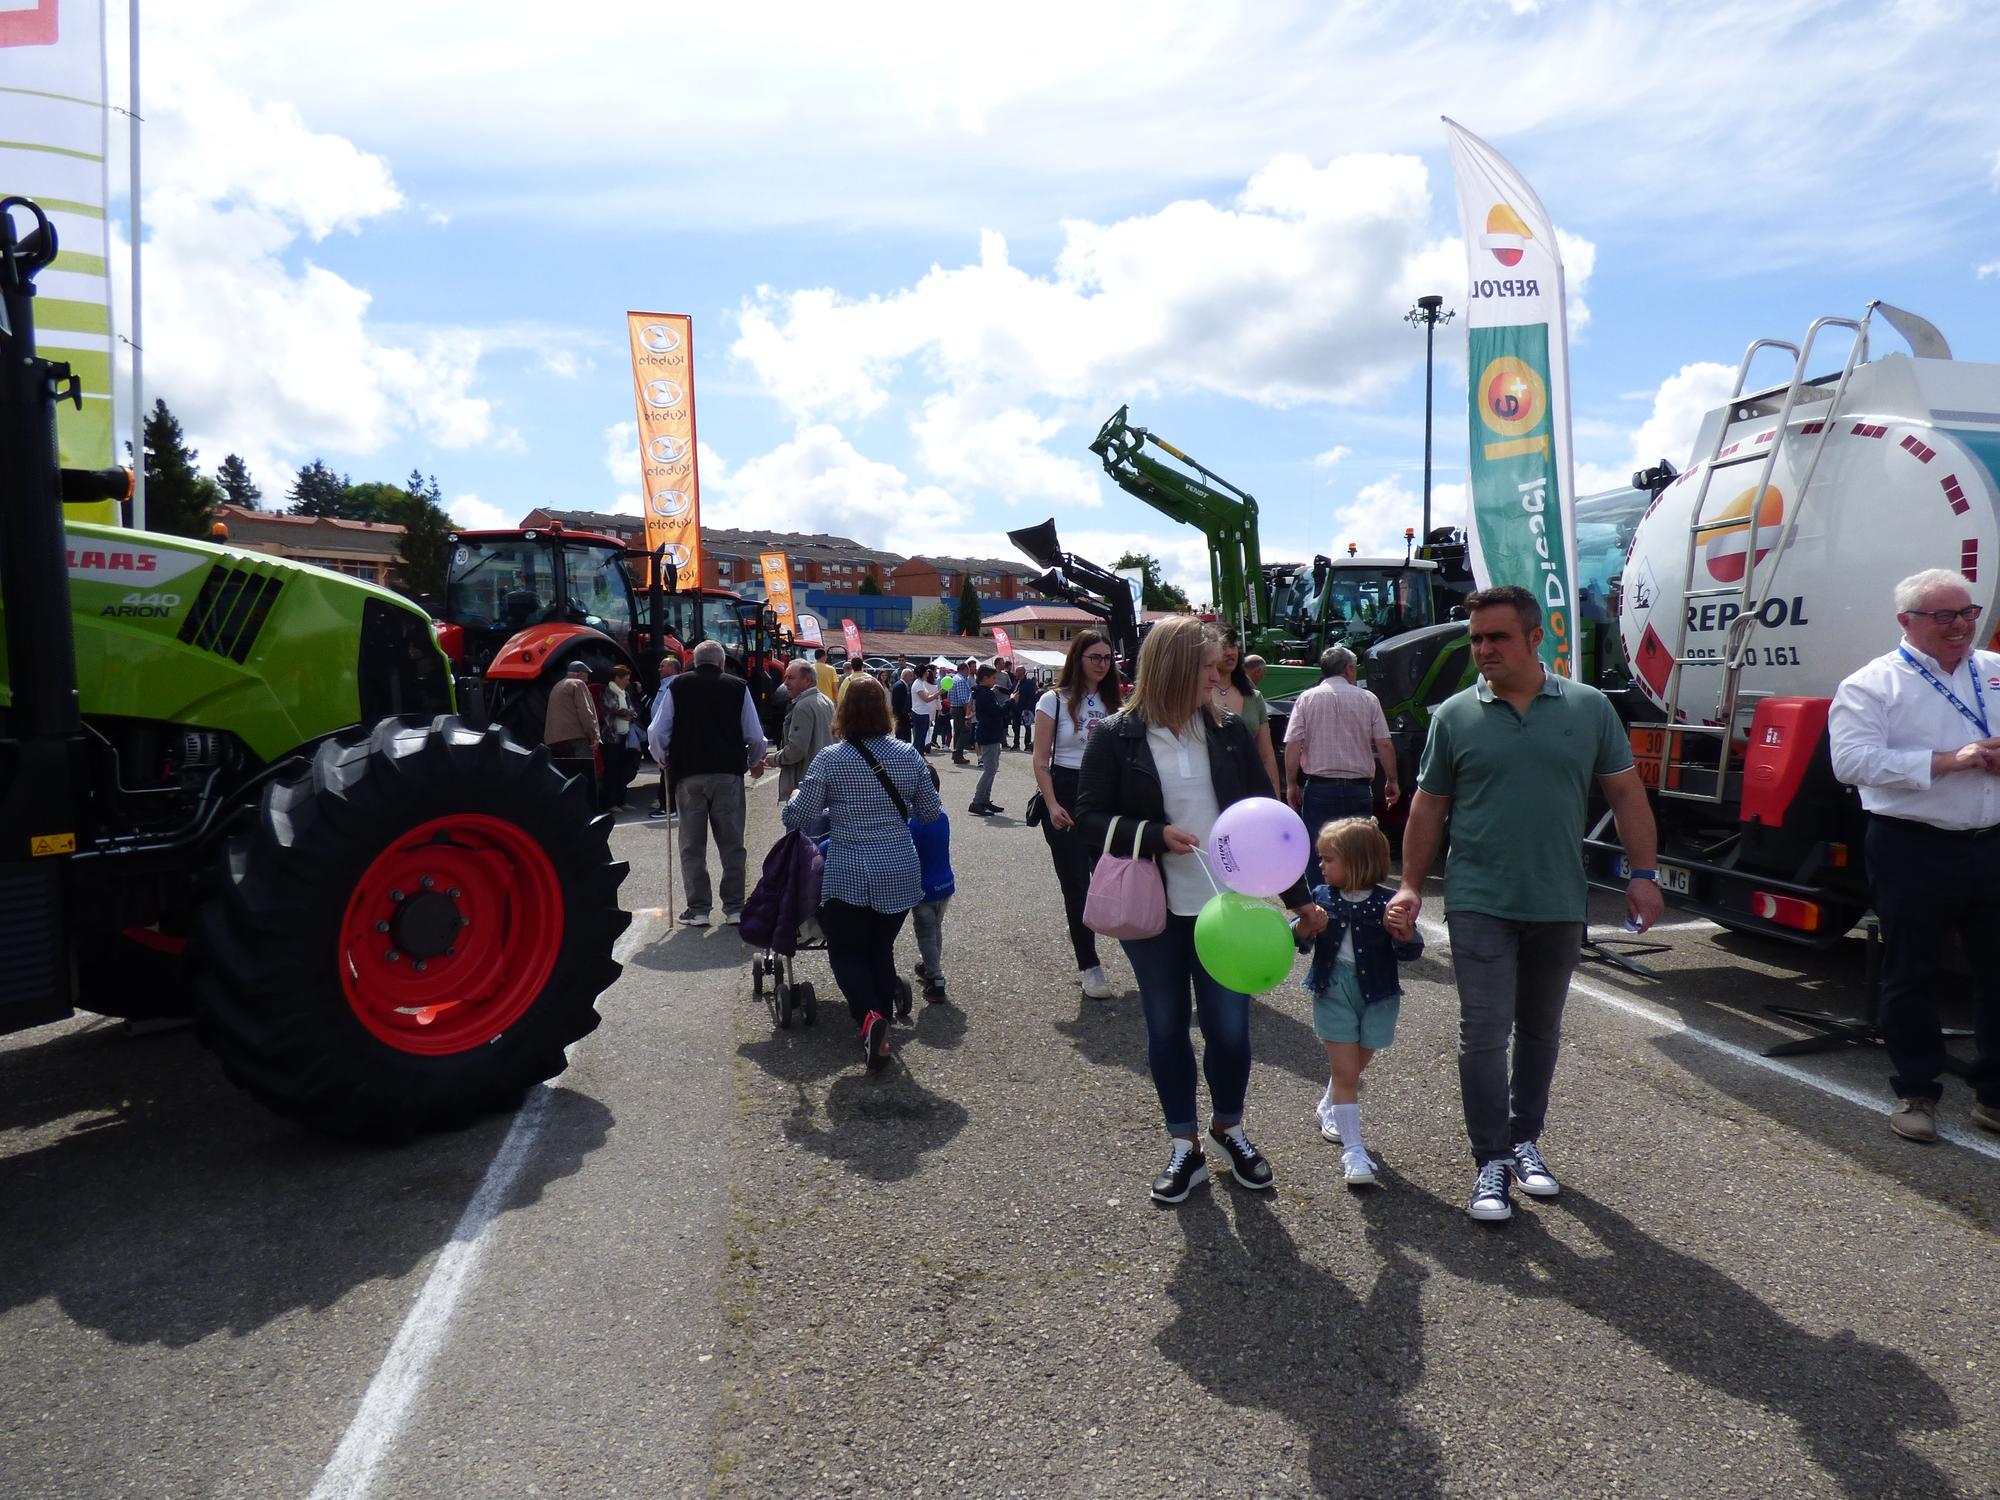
[436,524,785,746]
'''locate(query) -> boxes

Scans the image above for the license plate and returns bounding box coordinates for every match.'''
[1616,856,1691,895]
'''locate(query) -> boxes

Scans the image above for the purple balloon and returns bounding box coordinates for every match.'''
[1208,796,1311,898]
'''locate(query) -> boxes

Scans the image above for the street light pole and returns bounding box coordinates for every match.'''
[1404,294,1455,541]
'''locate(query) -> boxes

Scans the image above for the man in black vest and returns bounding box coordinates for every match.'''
[647,640,771,927]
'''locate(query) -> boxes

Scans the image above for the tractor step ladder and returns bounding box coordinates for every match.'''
[1653,312,1874,802]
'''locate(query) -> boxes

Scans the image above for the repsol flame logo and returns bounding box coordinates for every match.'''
[1702,485,1784,584]
[1484,203,1532,267]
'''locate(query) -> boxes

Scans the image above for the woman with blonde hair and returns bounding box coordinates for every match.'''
[1074,615,1328,1204]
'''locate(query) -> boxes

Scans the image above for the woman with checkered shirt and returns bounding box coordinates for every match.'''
[782,675,942,1072]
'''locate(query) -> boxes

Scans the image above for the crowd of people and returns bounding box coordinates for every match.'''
[550,564,1999,1217]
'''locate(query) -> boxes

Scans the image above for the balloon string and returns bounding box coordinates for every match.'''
[1196,847,1225,899]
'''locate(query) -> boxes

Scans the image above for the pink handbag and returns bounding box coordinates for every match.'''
[1083,816,1167,940]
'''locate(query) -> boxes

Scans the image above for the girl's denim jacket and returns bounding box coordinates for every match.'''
[1302,883,1424,1004]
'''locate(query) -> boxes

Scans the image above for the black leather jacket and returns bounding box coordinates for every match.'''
[1074,708,1312,910]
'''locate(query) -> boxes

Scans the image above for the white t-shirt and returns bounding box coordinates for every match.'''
[1146,716,1222,917]
[1334,889,1372,964]
[912,679,941,716]
[1036,689,1109,769]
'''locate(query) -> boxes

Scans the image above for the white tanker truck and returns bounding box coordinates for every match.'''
[1581,302,2000,945]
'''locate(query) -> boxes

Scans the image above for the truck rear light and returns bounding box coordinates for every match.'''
[1826,842,1849,868]
[1752,892,1821,931]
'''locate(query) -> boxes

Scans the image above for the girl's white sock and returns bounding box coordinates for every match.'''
[1331,1103,1364,1153]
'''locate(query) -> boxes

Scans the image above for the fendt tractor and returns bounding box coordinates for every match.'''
[1087,405,1473,710]
[1584,301,2000,945]
[437,523,780,747]
[0,197,629,1139]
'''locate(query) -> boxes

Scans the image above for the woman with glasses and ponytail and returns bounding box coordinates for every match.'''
[1033,630,1123,1000]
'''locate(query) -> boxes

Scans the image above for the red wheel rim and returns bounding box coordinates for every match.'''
[338,813,564,1055]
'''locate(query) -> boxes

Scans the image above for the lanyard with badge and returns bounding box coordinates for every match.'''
[1900,647,1990,736]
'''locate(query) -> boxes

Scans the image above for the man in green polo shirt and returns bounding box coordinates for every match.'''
[1389,585,1661,1223]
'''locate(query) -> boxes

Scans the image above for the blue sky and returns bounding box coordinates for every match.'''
[94,0,2000,599]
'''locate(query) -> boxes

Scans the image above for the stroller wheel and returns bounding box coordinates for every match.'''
[893,977,913,1021]
[752,956,766,998]
[796,981,817,1025]
[773,978,794,1029]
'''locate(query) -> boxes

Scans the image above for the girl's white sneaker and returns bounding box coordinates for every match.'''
[1080,965,1113,999]
[1341,1147,1379,1188]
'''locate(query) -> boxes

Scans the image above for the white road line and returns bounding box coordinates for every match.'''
[308,910,662,1500]
[1416,918,2000,1165]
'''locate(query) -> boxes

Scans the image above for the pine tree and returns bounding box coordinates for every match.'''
[216,452,262,510]
[955,577,982,636]
[389,471,453,601]
[141,398,218,539]
[288,458,351,518]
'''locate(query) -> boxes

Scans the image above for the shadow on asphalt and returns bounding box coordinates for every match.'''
[1052,990,1336,1093]
[1157,1190,1443,1498]
[0,1020,610,1347]
[628,928,756,975]
[1355,1178,1962,1500]
[1650,1027,1999,1228]
[737,1021,969,1183]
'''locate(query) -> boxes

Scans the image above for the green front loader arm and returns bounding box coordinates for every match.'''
[1090,405,1266,632]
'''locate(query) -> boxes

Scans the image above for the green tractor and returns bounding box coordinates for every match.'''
[0,198,629,1140]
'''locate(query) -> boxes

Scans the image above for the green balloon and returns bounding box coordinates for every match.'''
[1193,891,1296,994]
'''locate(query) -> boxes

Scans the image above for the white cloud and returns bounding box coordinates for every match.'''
[1979,261,2000,280]
[105,24,500,477]
[1313,445,1353,472]
[603,421,638,486]
[1574,361,1738,493]
[729,152,1587,526]
[1325,478,1468,559]
[448,492,516,531]
[702,425,967,549]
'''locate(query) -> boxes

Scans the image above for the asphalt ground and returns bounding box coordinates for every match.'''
[2,742,1996,1499]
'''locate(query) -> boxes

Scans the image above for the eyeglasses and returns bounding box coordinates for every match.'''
[1082,652,1113,663]
[1905,605,1984,626]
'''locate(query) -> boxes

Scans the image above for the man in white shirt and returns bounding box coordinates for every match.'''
[1829,567,2000,1143]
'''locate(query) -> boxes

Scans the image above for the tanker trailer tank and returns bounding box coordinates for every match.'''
[1586,304,2000,945]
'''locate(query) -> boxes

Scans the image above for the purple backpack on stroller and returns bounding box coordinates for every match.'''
[738,829,823,956]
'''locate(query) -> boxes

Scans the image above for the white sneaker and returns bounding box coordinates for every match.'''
[1316,1097,1342,1144]
[1341,1147,1378,1188]
[1080,965,1113,999]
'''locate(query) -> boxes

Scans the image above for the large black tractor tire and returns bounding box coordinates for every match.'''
[191,715,630,1141]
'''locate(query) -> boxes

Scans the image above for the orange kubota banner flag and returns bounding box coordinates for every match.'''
[759,551,795,634]
[626,312,702,587]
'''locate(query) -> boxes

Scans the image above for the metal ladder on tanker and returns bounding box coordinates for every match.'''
[1653,313,1873,802]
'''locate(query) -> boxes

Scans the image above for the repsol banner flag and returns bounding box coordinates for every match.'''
[759,551,795,634]
[2,0,117,520]
[626,312,702,587]
[1445,117,1579,677]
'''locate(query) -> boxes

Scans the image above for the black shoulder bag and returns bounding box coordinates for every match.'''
[850,737,910,820]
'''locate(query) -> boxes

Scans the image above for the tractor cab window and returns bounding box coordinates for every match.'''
[1323,567,1434,647]
[447,541,557,633]
[564,543,637,649]
[702,597,749,659]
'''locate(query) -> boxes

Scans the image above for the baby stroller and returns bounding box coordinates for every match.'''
[740,828,911,1032]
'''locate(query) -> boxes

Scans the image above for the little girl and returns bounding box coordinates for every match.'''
[1303,817,1423,1187]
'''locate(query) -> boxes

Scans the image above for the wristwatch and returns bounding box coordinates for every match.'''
[1628,868,1659,882]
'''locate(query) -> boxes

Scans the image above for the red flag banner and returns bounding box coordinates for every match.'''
[842,618,864,659]
[991,626,1012,659]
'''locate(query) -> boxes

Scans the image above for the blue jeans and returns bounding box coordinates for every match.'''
[1122,913,1252,1137]
[1301,778,1374,888]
